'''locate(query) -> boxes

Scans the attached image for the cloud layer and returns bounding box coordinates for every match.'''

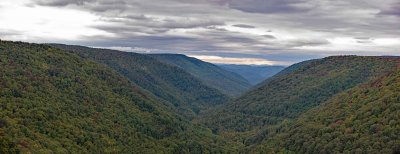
[0,0,399,65]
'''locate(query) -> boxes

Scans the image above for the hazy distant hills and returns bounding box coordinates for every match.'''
[218,64,285,85]
[2,40,400,153]
[149,54,252,96]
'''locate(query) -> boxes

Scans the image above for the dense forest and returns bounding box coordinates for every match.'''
[196,56,400,150]
[149,54,252,96]
[256,66,400,153]
[0,41,237,153]
[50,44,231,119]
[1,40,399,153]
[199,56,399,131]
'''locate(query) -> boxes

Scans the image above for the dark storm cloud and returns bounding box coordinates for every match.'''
[232,24,256,28]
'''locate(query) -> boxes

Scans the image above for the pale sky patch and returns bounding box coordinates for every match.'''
[187,55,291,66]
[100,46,160,53]
[0,0,110,41]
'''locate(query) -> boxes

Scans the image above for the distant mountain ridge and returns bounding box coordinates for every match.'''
[218,64,285,85]
[149,54,252,96]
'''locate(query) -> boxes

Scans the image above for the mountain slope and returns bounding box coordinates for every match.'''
[257,64,400,153]
[218,64,285,85]
[50,44,229,118]
[199,56,400,134]
[149,54,251,96]
[0,40,236,153]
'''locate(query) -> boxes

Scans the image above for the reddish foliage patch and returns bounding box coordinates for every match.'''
[330,120,344,128]
[17,140,29,148]
[347,91,353,96]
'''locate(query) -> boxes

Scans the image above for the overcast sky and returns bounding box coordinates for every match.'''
[0,0,399,65]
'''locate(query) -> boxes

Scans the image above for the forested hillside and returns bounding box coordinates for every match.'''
[256,64,400,153]
[0,41,236,153]
[149,54,251,96]
[50,44,229,118]
[1,40,399,153]
[198,56,400,135]
[218,64,285,85]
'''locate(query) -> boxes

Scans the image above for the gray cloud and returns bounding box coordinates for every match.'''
[0,29,23,38]
[262,35,276,39]
[354,37,371,40]
[93,15,224,36]
[286,39,330,47]
[232,24,256,28]
[123,14,151,20]
[7,0,398,65]
[35,0,95,6]
[34,0,130,12]
[207,26,229,32]
[379,2,400,17]
[354,37,373,44]
[219,0,314,14]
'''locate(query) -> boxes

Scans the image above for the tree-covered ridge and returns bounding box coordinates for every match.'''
[199,56,400,133]
[0,40,236,153]
[149,54,252,96]
[2,39,399,153]
[50,44,229,118]
[257,65,400,153]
